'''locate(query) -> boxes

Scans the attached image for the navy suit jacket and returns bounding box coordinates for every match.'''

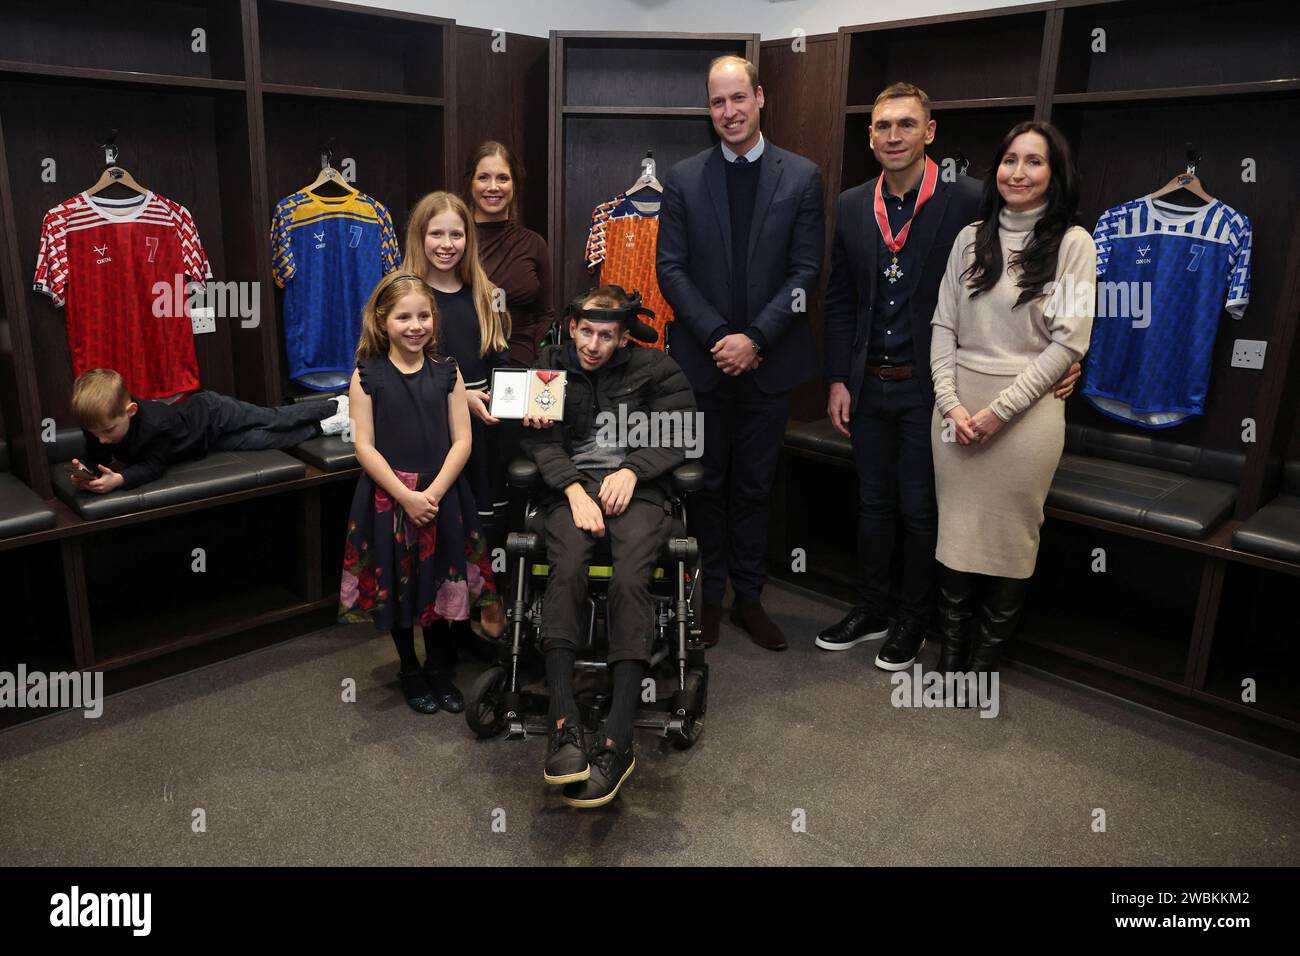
[823,172,982,412]
[656,141,824,394]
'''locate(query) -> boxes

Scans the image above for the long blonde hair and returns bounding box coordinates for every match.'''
[402,191,510,358]
[355,271,440,361]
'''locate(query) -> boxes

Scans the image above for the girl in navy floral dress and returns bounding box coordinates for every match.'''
[338,271,497,714]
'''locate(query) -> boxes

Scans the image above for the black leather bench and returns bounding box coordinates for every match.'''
[288,435,357,471]
[47,428,307,521]
[782,419,1242,539]
[0,439,56,538]
[783,417,853,467]
[285,390,357,471]
[1233,461,1300,563]
[1048,424,1241,537]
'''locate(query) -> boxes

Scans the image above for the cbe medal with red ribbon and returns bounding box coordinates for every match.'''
[533,370,560,412]
[875,155,939,285]
[520,369,566,421]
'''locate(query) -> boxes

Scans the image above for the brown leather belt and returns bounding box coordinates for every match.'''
[865,364,914,381]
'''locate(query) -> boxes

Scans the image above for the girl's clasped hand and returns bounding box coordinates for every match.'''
[402,487,441,526]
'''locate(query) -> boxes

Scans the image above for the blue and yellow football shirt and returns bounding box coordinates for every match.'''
[271,188,401,389]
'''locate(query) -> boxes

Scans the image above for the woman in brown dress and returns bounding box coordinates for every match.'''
[464,140,553,368]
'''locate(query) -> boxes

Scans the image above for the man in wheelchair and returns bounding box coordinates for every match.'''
[519,285,697,808]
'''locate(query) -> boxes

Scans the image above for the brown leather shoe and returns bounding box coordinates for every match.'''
[701,605,723,648]
[730,601,787,651]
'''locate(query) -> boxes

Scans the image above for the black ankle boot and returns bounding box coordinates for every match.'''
[398,668,439,714]
[424,669,464,713]
[966,576,1030,674]
[936,564,978,674]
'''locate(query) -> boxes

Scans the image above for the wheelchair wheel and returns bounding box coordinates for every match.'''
[465,666,509,738]
[671,669,707,750]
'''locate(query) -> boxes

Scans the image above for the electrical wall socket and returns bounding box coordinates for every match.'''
[1230,339,1266,370]
[191,307,216,335]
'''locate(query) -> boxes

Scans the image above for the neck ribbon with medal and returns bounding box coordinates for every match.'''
[533,369,561,415]
[876,155,939,285]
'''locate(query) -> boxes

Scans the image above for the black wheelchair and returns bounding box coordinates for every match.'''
[464,457,709,750]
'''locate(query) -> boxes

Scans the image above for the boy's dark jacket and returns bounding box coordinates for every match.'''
[82,397,211,490]
[520,341,697,511]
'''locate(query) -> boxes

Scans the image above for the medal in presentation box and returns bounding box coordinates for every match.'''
[489,368,566,421]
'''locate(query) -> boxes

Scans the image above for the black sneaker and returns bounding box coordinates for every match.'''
[873,618,927,671]
[814,605,890,651]
[544,723,590,785]
[562,740,635,809]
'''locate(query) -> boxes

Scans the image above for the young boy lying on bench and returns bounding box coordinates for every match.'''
[68,368,350,493]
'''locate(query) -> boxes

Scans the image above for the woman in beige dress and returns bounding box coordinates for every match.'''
[930,121,1096,679]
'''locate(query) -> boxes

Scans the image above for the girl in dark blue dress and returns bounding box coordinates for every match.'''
[402,191,511,641]
[338,271,498,714]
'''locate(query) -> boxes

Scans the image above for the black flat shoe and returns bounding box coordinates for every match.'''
[426,670,464,714]
[562,740,634,808]
[398,668,439,714]
[873,618,927,672]
[544,722,590,785]
[814,605,890,651]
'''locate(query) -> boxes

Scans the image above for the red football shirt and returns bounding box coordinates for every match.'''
[34,191,213,398]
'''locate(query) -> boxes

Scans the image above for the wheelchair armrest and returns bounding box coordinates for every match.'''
[672,461,704,493]
[508,457,540,490]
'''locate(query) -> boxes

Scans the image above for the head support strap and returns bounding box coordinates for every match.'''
[567,286,658,343]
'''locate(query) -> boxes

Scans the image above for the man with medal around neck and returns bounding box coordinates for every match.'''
[820,82,1079,669]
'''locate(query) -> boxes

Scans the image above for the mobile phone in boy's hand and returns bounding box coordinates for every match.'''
[70,459,97,481]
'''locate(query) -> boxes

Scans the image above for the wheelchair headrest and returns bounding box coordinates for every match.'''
[566,286,658,344]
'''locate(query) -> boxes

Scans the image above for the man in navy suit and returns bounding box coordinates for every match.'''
[657,55,824,651]
[820,82,1078,670]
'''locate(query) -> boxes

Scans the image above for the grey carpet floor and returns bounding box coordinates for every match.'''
[1,581,1296,866]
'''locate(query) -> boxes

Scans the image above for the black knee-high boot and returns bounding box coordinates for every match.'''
[935,563,978,674]
[966,576,1030,674]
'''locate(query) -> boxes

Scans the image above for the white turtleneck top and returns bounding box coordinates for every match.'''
[930,203,1097,422]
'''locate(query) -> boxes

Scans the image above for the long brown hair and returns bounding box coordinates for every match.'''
[402,190,510,358]
[463,140,524,221]
[354,271,440,362]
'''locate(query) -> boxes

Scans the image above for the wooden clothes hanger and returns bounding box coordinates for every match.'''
[624,151,662,203]
[85,140,147,198]
[307,164,357,197]
[1150,145,1214,207]
[308,142,357,197]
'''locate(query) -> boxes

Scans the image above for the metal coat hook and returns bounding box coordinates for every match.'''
[1181,142,1202,184]
[99,129,120,167]
[641,149,656,182]
[954,150,970,176]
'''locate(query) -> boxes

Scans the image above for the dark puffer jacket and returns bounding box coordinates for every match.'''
[519,341,697,512]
